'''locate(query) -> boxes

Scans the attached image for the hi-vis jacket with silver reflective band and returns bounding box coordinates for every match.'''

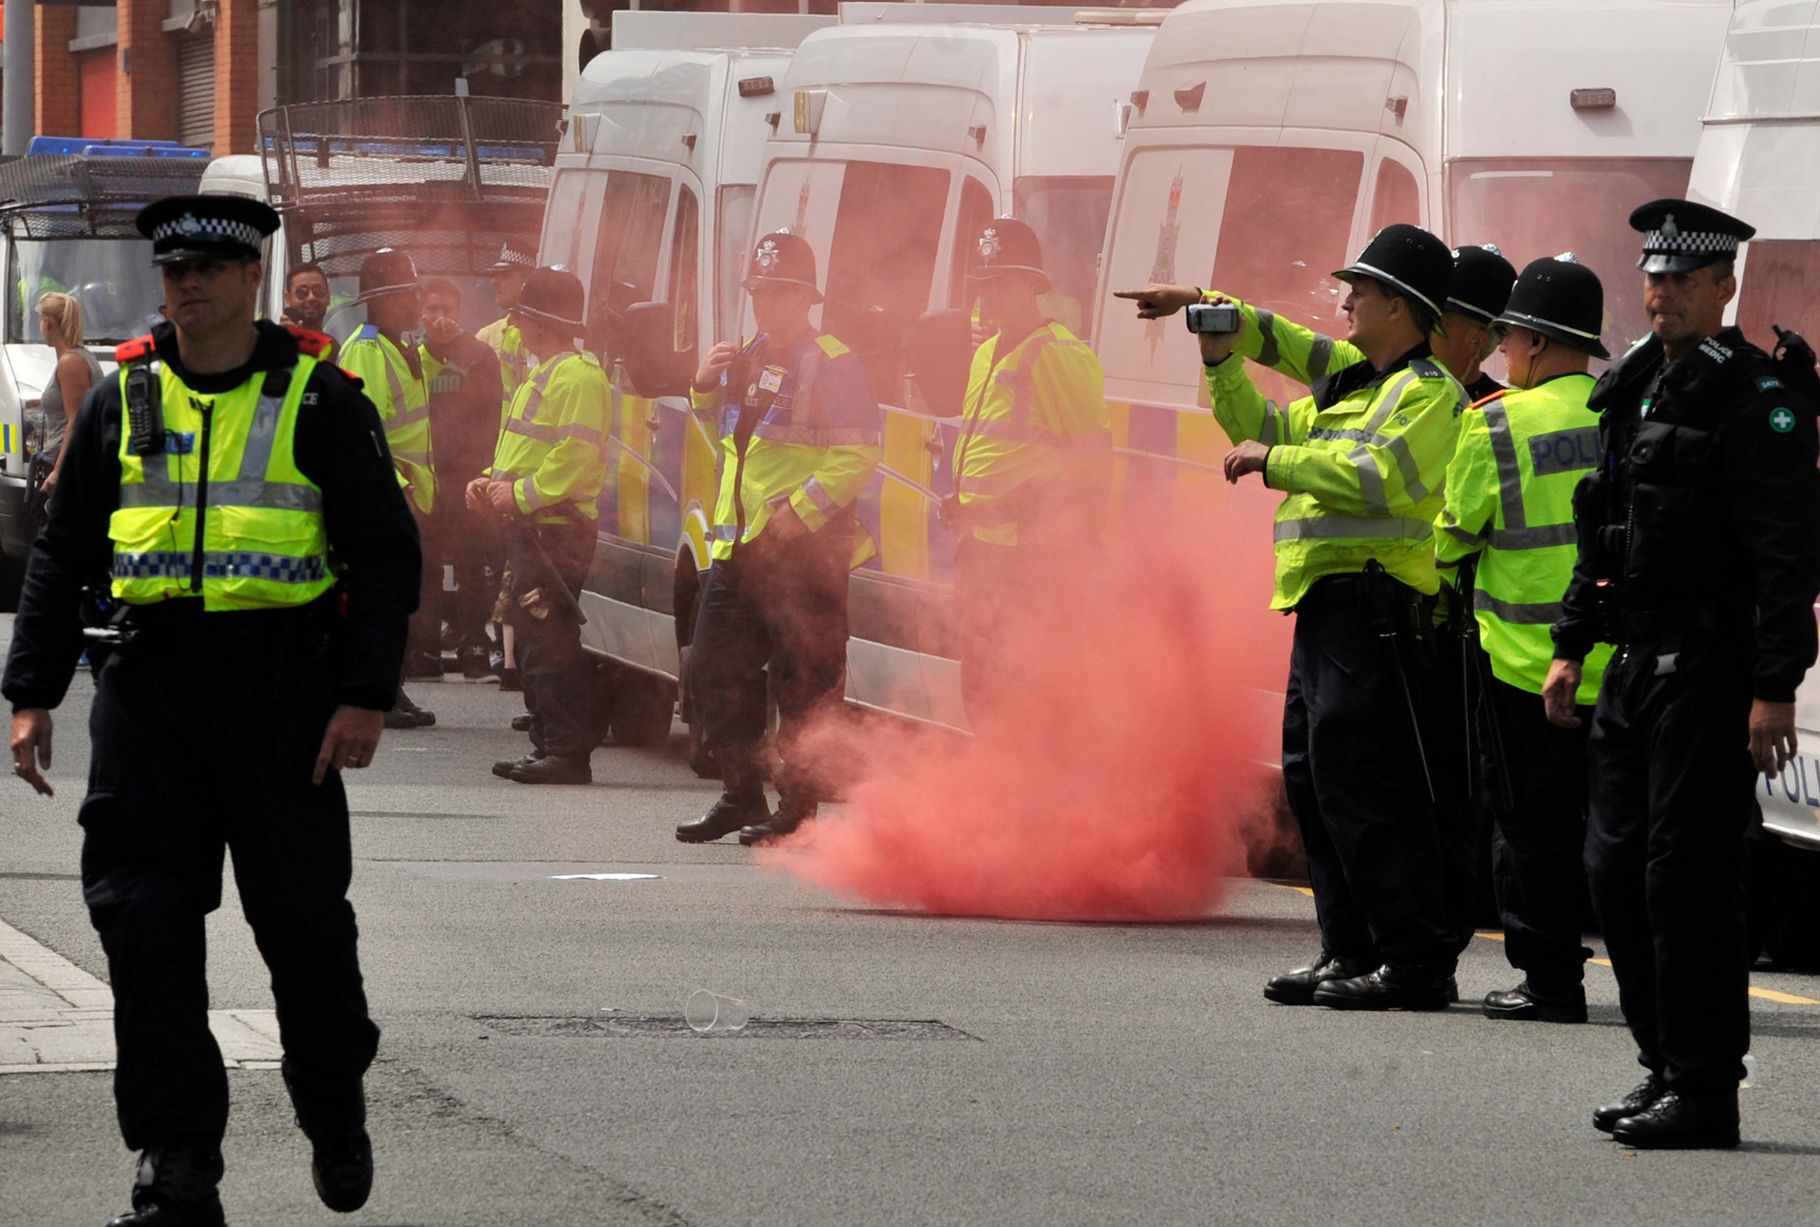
[107,340,336,611]
[688,333,881,566]
[340,324,434,514]
[1435,374,1612,701]
[1205,309,1466,610]
[488,349,611,525]
[1204,289,1369,391]
[477,317,530,414]
[953,321,1112,547]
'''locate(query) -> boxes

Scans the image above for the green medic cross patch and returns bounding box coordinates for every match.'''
[1769,406,1797,434]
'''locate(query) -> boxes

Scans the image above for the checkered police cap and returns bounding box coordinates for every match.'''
[136,194,279,265]
[1629,198,1755,274]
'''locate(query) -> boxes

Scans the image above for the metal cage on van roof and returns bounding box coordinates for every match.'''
[0,154,209,238]
[257,95,562,279]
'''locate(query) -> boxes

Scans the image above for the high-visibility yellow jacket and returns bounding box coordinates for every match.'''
[952,321,1111,547]
[1204,290,1369,390]
[688,332,881,566]
[1434,374,1612,701]
[340,324,434,514]
[478,316,531,415]
[489,350,611,525]
[108,344,335,611]
[1206,313,1466,609]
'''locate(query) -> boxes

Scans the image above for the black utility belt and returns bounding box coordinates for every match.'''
[1302,568,1435,634]
[1606,605,1718,645]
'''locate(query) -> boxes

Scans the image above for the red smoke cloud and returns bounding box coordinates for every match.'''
[764,486,1292,921]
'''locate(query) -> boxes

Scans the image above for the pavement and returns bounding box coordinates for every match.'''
[4,615,1820,1227]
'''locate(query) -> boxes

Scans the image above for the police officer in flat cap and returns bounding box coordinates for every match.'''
[3,194,420,1223]
[1436,255,1614,1023]
[1545,200,1820,1147]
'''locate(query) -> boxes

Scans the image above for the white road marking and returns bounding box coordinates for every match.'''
[548,873,664,882]
[0,918,283,1074]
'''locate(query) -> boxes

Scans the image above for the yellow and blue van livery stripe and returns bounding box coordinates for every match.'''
[0,422,13,454]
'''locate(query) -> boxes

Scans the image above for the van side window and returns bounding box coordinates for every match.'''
[716,184,756,341]
[822,161,949,405]
[1210,147,1363,326]
[1368,158,1422,234]
[951,177,995,309]
[588,171,670,358]
[670,186,699,352]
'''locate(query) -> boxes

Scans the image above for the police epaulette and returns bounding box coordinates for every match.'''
[1469,388,1509,410]
[338,367,365,389]
[285,325,334,358]
[1409,358,1445,379]
[115,334,155,364]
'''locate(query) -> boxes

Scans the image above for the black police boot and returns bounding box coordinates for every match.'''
[1483,978,1587,1023]
[1263,954,1374,1005]
[283,1062,373,1212]
[386,688,436,729]
[1593,1073,1668,1134]
[738,800,816,847]
[508,754,592,785]
[492,751,544,779]
[106,1145,227,1226]
[404,651,445,682]
[677,791,769,843]
[511,713,534,732]
[1611,1088,1740,1150]
[1313,963,1456,1011]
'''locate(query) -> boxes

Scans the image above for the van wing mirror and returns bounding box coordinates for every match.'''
[905,308,973,418]
[617,300,696,399]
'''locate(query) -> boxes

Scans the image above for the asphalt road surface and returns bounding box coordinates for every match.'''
[4,616,1820,1227]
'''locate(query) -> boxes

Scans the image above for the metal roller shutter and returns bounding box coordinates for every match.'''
[177,35,216,149]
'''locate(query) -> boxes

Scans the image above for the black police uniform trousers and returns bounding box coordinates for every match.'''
[952,536,1091,731]
[1482,673,1593,988]
[78,610,380,1151]
[1282,574,1454,972]
[690,517,853,808]
[504,518,600,759]
[1587,637,1754,1093]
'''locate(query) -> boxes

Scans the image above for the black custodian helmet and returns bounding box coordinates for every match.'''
[511,266,588,337]
[1445,245,1518,325]
[354,248,419,305]
[1333,224,1454,321]
[1496,255,1609,359]
[743,230,822,302]
[971,217,1051,292]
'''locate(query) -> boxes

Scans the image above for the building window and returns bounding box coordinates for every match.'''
[282,0,562,104]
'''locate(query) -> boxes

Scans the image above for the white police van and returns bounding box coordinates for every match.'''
[0,137,210,609]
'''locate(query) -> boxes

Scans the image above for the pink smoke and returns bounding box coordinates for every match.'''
[764,491,1290,922]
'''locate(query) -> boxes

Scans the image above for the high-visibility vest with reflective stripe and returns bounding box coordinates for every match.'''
[478,316,531,414]
[688,333,882,566]
[1434,374,1613,700]
[952,321,1111,547]
[1207,345,1465,609]
[1205,288,1368,389]
[108,356,335,611]
[341,324,434,514]
[489,349,610,525]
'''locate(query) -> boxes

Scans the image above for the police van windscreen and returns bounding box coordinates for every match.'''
[1014,178,1113,342]
[1449,158,1692,369]
[1733,240,1820,345]
[9,238,165,345]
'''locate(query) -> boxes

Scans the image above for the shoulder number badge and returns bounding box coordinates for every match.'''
[1769,406,1797,434]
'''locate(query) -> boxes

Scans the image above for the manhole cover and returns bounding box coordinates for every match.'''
[475,1015,978,1041]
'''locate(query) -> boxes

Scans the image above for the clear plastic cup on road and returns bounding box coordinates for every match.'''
[685,989,749,1035]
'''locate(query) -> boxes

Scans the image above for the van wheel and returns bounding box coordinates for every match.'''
[606,666,677,747]
[1750,836,1820,971]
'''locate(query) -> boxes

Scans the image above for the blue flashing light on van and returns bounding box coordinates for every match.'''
[24,136,210,159]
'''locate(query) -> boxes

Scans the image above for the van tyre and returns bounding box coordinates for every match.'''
[608,666,677,747]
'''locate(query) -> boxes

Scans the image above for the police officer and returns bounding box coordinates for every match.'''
[1435,256,1615,1023]
[471,268,611,785]
[944,217,1111,725]
[341,249,440,722]
[674,231,882,846]
[478,239,536,409]
[1175,225,1466,1009]
[3,194,420,1225]
[1545,201,1820,1147]
[1439,246,1519,403]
